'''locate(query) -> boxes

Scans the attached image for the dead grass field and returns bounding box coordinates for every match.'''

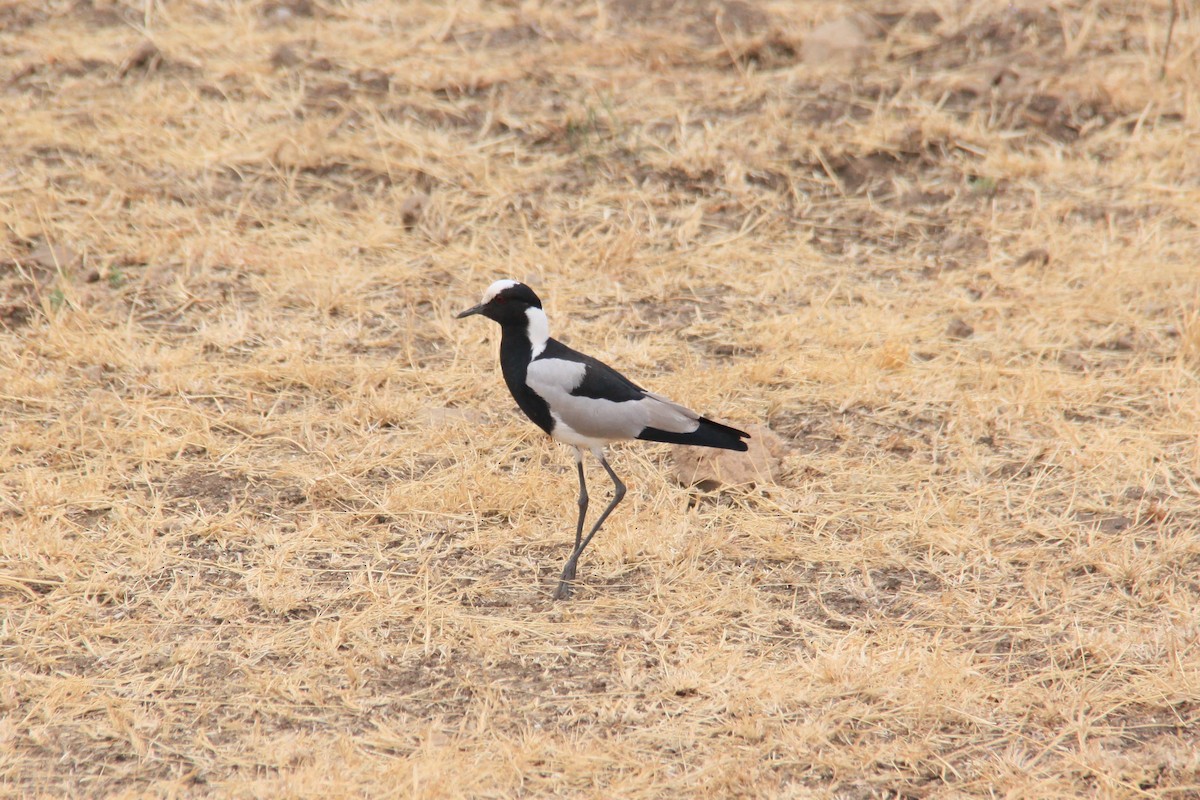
[3,0,1200,797]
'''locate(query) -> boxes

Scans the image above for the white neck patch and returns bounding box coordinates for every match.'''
[525,306,549,358]
[481,279,520,304]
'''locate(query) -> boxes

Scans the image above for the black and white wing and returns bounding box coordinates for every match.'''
[526,339,700,443]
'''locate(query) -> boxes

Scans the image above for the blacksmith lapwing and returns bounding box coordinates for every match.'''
[457,280,749,599]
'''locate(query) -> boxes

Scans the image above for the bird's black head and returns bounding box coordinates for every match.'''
[456,280,543,327]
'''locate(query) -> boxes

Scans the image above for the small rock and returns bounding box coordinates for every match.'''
[802,15,874,66]
[270,44,302,69]
[671,424,788,490]
[261,0,313,24]
[22,242,82,273]
[946,317,974,339]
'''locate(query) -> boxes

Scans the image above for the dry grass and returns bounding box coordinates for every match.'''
[3,0,1200,796]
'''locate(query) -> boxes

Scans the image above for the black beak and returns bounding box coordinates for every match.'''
[456,303,485,319]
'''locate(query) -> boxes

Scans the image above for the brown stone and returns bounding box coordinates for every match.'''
[671,424,788,490]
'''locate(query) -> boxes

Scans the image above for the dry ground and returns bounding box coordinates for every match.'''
[3,0,1200,797]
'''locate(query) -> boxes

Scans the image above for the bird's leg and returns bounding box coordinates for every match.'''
[569,447,588,567]
[553,449,588,598]
[554,450,626,600]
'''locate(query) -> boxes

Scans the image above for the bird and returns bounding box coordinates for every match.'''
[456,279,749,600]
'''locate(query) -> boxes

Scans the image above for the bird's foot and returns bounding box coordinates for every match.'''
[553,559,578,600]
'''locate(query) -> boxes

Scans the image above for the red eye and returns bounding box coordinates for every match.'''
[493,295,507,304]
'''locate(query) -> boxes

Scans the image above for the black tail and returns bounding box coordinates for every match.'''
[637,417,750,451]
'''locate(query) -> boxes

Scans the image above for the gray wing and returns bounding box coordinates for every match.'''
[526,357,700,442]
